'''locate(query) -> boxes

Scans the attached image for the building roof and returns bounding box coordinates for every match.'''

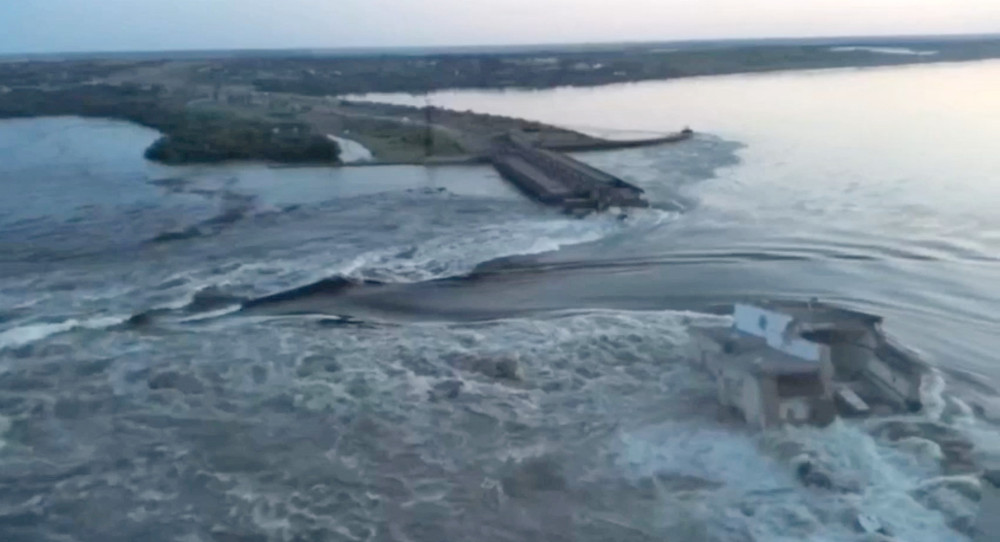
[756,299,883,327]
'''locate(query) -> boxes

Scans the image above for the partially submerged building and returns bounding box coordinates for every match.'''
[701,300,927,428]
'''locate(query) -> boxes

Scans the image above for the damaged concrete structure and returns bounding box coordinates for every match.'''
[701,300,927,429]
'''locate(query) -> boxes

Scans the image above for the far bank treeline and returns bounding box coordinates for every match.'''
[0,84,340,164]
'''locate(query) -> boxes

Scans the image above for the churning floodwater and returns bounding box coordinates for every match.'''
[1,61,999,541]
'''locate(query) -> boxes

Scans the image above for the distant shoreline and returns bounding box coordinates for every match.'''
[3,32,998,62]
[3,36,1000,165]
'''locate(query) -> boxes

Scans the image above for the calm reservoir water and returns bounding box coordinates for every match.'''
[1,60,999,541]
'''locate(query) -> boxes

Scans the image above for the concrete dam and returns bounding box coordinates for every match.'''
[490,132,687,212]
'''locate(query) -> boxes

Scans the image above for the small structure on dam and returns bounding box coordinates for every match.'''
[489,132,656,213]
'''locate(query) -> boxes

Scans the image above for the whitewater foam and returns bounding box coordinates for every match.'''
[176,305,242,322]
[0,315,127,350]
[618,419,973,541]
[338,208,676,283]
[830,46,938,56]
[177,207,678,312]
[326,135,374,163]
[0,414,10,451]
[922,369,950,422]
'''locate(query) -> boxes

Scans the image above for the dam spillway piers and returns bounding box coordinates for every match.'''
[489,130,691,214]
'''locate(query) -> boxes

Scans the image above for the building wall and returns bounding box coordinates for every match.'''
[779,398,812,424]
[830,338,874,379]
[741,376,765,428]
[867,357,918,403]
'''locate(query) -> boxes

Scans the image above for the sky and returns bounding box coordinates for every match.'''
[1,0,999,54]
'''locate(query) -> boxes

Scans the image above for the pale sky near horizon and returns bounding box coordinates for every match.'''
[1,0,999,54]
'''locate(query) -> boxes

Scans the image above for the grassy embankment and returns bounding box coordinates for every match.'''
[0,83,340,164]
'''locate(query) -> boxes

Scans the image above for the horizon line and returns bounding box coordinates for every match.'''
[2,31,999,60]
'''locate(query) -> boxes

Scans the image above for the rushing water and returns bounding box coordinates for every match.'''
[325,135,374,163]
[1,61,999,542]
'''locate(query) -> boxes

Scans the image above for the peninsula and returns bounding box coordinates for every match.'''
[2,35,999,165]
